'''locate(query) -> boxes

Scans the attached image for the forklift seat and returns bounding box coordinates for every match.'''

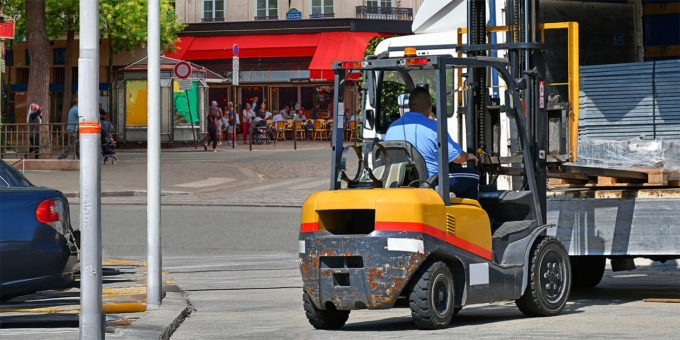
[372,141,429,187]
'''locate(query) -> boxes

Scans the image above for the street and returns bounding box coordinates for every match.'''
[69,202,680,339]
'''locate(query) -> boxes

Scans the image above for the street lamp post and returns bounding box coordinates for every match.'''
[78,0,103,338]
[147,0,162,310]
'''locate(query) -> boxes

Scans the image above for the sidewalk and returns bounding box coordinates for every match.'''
[20,142,332,207]
[0,260,191,339]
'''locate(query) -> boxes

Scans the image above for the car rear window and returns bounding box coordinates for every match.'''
[0,160,33,187]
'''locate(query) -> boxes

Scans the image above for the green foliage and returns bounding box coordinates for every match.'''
[2,0,184,53]
[46,0,78,37]
[100,0,185,54]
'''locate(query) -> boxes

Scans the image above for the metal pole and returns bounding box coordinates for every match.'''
[78,0,103,338]
[293,118,297,150]
[184,89,197,149]
[147,0,162,310]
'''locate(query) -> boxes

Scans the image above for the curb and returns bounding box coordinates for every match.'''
[64,190,188,198]
[109,287,193,340]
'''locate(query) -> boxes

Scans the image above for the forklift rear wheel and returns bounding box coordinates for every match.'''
[409,261,455,329]
[516,236,571,317]
[570,256,605,288]
[302,291,350,329]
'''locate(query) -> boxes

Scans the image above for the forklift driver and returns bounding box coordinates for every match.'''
[385,87,480,199]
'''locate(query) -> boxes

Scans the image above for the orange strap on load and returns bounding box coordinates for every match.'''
[79,122,101,134]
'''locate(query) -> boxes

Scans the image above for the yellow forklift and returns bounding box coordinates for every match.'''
[299,1,571,330]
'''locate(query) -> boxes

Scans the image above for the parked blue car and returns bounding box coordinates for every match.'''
[0,160,79,300]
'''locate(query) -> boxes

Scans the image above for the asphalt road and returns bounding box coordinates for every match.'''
[72,204,680,339]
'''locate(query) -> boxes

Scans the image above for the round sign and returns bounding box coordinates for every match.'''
[174,61,191,79]
[233,44,239,57]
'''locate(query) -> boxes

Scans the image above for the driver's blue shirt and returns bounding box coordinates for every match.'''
[385,112,462,178]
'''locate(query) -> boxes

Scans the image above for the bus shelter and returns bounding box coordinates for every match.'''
[112,56,225,143]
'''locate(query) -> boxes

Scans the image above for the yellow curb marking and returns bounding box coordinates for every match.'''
[102,260,141,265]
[102,287,146,294]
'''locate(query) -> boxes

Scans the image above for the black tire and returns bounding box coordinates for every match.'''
[111,157,118,165]
[516,236,571,317]
[302,291,349,329]
[409,261,455,329]
[103,157,108,164]
[570,256,605,288]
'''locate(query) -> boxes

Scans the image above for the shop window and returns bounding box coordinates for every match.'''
[203,0,225,22]
[53,48,66,65]
[367,0,394,7]
[4,49,13,67]
[311,0,333,17]
[173,80,199,126]
[301,87,314,110]
[255,0,277,20]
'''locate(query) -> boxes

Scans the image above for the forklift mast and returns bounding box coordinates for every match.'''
[465,0,548,223]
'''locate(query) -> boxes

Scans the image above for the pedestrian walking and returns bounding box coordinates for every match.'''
[210,101,224,145]
[59,100,79,159]
[242,103,255,143]
[226,101,237,145]
[204,106,219,152]
[27,104,42,159]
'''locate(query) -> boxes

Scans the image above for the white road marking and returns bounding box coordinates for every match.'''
[174,177,235,188]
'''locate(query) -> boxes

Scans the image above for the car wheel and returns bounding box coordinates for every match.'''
[302,291,350,329]
[409,261,454,329]
[516,236,571,316]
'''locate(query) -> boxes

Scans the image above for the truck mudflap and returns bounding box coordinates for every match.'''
[299,232,427,311]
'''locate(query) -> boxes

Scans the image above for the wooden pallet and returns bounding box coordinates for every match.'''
[548,167,680,188]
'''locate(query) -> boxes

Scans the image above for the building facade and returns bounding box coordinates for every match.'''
[167,0,419,121]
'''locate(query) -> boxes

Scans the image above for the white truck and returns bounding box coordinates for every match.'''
[357,0,680,287]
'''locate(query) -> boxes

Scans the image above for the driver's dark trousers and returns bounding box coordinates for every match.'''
[449,167,479,200]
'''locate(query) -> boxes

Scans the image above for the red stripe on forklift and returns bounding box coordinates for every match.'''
[300,222,319,232]
[375,221,492,261]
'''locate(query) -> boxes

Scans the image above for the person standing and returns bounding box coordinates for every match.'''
[209,101,224,145]
[242,103,255,143]
[251,96,259,116]
[204,105,219,152]
[27,104,42,159]
[311,103,320,119]
[226,101,237,146]
[59,100,79,159]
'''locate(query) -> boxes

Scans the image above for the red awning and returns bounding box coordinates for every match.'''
[308,32,380,80]
[165,31,380,80]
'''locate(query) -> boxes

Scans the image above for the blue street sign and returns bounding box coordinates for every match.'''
[286,8,302,20]
[233,44,239,56]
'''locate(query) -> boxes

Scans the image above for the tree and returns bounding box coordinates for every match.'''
[25,0,51,157]
[46,0,78,124]
[99,0,184,113]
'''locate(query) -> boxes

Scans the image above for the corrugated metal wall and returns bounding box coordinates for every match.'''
[578,59,680,140]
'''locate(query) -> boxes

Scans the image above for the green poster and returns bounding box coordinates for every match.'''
[173,80,199,125]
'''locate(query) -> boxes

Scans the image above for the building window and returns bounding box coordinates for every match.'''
[53,48,66,65]
[311,0,334,18]
[255,0,277,20]
[202,0,225,22]
[367,0,393,7]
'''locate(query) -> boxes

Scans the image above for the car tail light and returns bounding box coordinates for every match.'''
[36,199,60,223]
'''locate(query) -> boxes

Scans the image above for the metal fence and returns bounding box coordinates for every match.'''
[579,59,680,140]
[0,123,78,159]
[355,6,413,20]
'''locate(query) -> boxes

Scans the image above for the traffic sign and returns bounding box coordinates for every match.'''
[177,78,193,90]
[233,44,239,57]
[232,56,239,86]
[0,21,15,40]
[174,61,191,79]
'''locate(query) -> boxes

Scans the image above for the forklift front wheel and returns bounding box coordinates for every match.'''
[302,291,350,329]
[409,261,455,329]
[516,236,572,317]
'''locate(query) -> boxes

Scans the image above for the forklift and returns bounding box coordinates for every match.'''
[298,0,571,330]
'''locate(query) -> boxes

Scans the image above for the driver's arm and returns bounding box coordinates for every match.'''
[453,151,478,165]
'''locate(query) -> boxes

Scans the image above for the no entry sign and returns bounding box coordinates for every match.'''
[174,61,191,79]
